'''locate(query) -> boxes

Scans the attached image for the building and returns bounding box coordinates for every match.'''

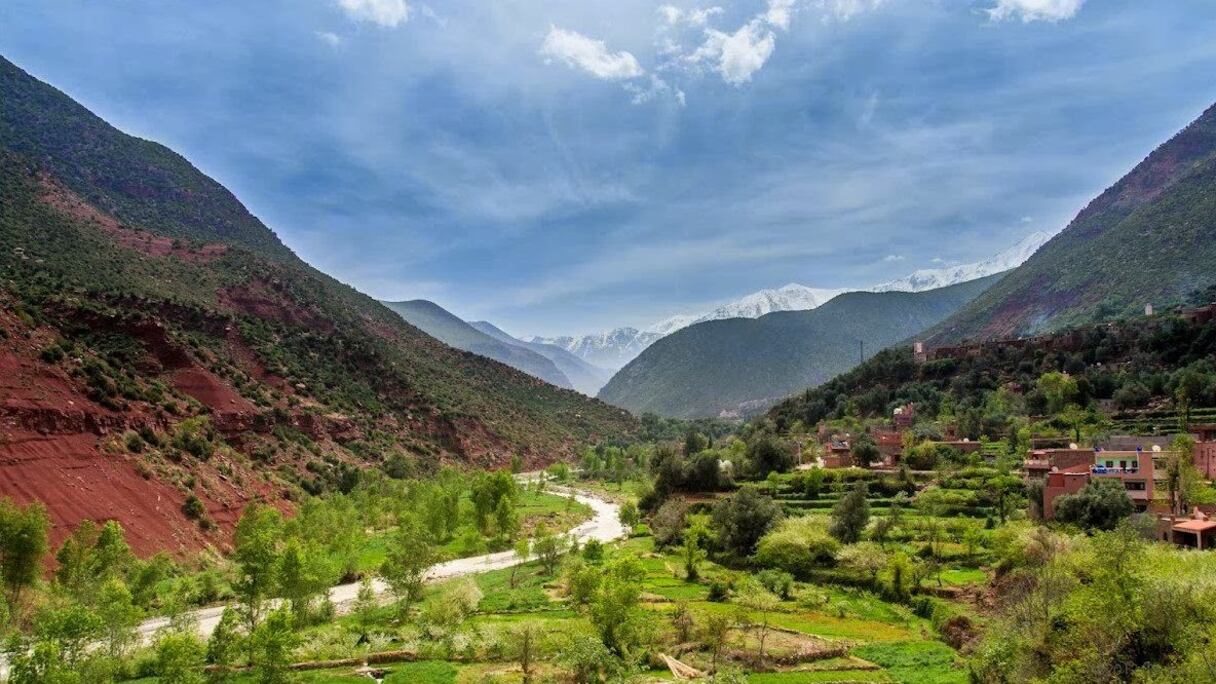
[1191,424,1216,479]
[1163,510,1216,550]
[1031,448,1166,520]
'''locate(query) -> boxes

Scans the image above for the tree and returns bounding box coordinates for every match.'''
[851,433,881,467]
[650,498,690,548]
[92,520,133,581]
[206,606,242,675]
[746,433,793,478]
[837,542,887,585]
[508,622,543,683]
[682,515,711,581]
[0,499,49,607]
[711,488,783,558]
[278,539,334,620]
[671,602,695,643]
[419,579,482,657]
[829,482,870,544]
[95,578,140,659]
[352,578,378,643]
[987,474,1023,524]
[381,519,437,617]
[618,500,640,531]
[1054,479,1134,531]
[154,630,207,684]
[249,608,296,684]
[232,505,283,649]
[532,523,566,575]
[495,496,520,540]
[1172,366,1206,430]
[558,634,619,684]
[700,611,733,673]
[510,538,530,589]
[735,579,779,667]
[54,521,99,599]
[510,454,525,474]
[1037,371,1078,414]
[1163,434,1203,515]
[587,556,646,655]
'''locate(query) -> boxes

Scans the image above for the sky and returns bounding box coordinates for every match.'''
[3,1,1216,337]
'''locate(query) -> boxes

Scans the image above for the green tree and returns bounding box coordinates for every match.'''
[508,621,544,684]
[735,579,779,667]
[987,474,1023,524]
[829,482,871,544]
[95,578,140,659]
[381,519,437,617]
[249,608,296,684]
[532,523,566,575]
[232,505,283,649]
[617,500,640,531]
[587,556,646,655]
[510,538,531,589]
[1037,371,1079,414]
[851,433,881,467]
[746,433,793,478]
[682,514,711,581]
[711,488,783,557]
[206,606,243,676]
[154,630,207,684]
[278,539,335,620]
[0,499,49,607]
[1172,366,1206,430]
[495,496,520,540]
[352,578,378,643]
[700,611,733,673]
[1054,479,1134,531]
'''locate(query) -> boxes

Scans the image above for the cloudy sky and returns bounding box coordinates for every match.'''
[3,1,1216,336]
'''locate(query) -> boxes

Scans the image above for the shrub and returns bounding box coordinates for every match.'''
[754,516,839,577]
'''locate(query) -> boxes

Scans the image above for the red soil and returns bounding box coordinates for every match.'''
[38,175,227,262]
[171,367,257,414]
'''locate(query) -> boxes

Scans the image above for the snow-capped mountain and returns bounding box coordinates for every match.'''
[538,231,1052,371]
[528,328,663,371]
[872,231,1052,293]
[685,284,848,326]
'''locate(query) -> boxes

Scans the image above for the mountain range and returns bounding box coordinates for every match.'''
[597,275,1001,419]
[0,55,634,553]
[535,232,1051,370]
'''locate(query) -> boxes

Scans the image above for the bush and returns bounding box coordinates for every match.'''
[754,516,839,577]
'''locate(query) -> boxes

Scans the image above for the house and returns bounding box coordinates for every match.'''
[1164,510,1216,550]
[823,440,852,468]
[1190,424,1216,479]
[1031,448,1165,520]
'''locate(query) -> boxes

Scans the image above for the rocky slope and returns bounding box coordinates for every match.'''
[469,321,612,396]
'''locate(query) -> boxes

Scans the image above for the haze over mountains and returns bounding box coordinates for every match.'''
[533,232,1053,371]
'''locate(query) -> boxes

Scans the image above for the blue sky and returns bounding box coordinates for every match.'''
[3,1,1216,336]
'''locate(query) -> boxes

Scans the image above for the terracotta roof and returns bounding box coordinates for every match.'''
[1172,519,1216,533]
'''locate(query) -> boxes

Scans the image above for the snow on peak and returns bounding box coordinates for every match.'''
[872,231,1052,293]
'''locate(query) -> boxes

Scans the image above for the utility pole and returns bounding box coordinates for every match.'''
[859,340,865,364]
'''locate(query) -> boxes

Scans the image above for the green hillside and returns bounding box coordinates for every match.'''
[381,300,573,389]
[598,275,1000,419]
[470,320,612,396]
[0,55,635,549]
[926,101,1216,343]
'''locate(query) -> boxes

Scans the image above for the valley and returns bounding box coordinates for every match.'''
[3,4,1216,683]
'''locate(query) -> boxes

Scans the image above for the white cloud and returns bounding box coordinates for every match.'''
[766,0,797,30]
[931,257,945,264]
[540,26,645,80]
[987,0,1084,23]
[624,75,686,106]
[337,0,410,27]
[817,0,885,22]
[315,31,343,47]
[659,5,723,27]
[882,254,905,262]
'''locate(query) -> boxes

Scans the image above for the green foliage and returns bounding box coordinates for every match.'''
[154,630,207,684]
[754,516,839,576]
[381,520,437,617]
[0,498,49,606]
[711,488,783,558]
[830,483,871,543]
[1054,479,1135,531]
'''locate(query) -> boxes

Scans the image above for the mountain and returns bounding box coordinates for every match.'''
[873,231,1052,293]
[0,55,634,555]
[529,328,664,370]
[382,300,573,390]
[925,102,1216,343]
[469,321,613,396]
[536,237,1046,370]
[597,275,1001,419]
